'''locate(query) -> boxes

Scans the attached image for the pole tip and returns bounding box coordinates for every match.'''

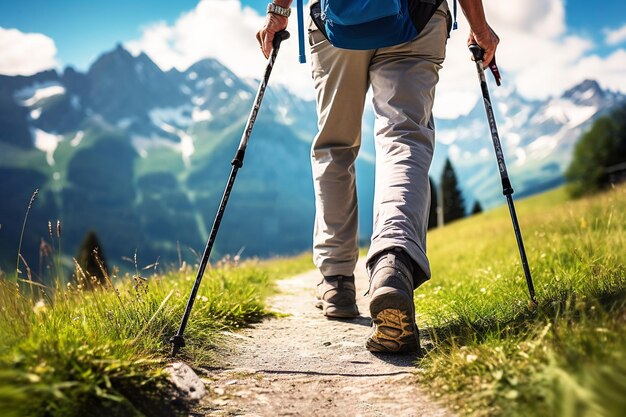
[169,335,185,357]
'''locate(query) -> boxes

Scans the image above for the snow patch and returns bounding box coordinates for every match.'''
[578,88,596,102]
[32,128,62,165]
[192,108,212,122]
[218,92,228,100]
[70,131,84,147]
[179,132,195,167]
[158,123,195,166]
[117,118,135,130]
[238,91,251,100]
[192,96,206,106]
[276,105,293,125]
[53,172,61,181]
[149,105,193,128]
[132,126,195,167]
[195,78,214,89]
[14,82,65,107]
[188,71,198,80]
[180,84,192,95]
[533,100,598,129]
[30,107,42,120]
[224,78,234,87]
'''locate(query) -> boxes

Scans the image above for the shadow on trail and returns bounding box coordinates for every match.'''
[369,351,421,367]
[327,315,372,327]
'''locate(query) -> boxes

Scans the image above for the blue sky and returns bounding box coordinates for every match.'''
[0,0,197,70]
[1,0,624,71]
[1,0,624,118]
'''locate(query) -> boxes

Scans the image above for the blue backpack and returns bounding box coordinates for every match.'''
[296,0,457,62]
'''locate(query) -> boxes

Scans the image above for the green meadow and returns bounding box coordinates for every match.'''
[0,185,624,417]
[418,185,626,416]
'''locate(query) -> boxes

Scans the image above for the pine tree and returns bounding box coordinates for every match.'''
[428,177,438,229]
[566,103,626,197]
[75,230,108,289]
[471,200,483,215]
[441,158,466,223]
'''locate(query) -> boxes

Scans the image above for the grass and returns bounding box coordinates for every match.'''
[2,181,624,417]
[417,185,626,416]
[0,252,313,417]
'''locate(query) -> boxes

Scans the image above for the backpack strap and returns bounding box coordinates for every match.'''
[297,0,306,63]
[452,0,458,30]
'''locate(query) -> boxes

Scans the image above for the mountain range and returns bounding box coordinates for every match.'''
[0,45,623,272]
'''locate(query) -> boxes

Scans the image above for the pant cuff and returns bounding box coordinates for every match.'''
[317,260,357,277]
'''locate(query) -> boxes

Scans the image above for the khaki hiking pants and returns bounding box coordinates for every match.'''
[308,2,450,286]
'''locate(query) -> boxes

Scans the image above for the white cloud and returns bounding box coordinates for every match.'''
[126,0,313,98]
[605,24,626,45]
[127,0,626,119]
[435,0,626,118]
[0,27,58,76]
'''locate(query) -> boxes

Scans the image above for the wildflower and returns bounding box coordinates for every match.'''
[505,390,519,400]
[466,354,478,363]
[33,300,47,315]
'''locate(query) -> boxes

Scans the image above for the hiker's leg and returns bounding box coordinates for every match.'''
[309,28,373,277]
[366,4,449,287]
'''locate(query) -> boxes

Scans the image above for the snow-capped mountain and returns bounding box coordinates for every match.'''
[433,79,625,207]
[0,45,622,269]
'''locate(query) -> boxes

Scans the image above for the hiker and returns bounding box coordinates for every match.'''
[256,0,499,353]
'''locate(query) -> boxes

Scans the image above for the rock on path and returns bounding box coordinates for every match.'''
[194,260,454,417]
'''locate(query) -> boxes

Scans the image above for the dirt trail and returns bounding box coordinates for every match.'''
[195,261,454,417]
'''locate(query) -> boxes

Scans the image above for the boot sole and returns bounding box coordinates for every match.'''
[366,288,419,353]
[316,299,359,319]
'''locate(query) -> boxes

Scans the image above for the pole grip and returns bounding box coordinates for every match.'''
[469,44,484,62]
[273,30,290,50]
[469,43,502,86]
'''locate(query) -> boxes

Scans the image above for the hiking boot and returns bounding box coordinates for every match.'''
[366,248,420,353]
[315,275,359,318]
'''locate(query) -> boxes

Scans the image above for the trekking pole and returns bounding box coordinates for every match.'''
[468,44,537,305]
[170,31,290,357]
